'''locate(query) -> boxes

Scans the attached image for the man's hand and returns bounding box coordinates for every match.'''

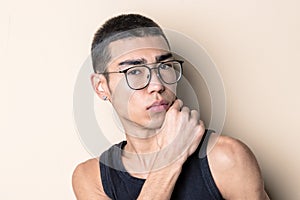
[153,99,205,169]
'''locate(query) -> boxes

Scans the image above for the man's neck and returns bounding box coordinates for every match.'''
[120,132,162,178]
[124,133,160,153]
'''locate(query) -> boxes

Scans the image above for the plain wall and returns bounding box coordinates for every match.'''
[1,0,299,199]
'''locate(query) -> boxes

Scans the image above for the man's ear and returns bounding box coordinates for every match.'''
[90,73,111,101]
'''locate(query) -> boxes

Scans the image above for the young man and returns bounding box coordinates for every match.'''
[72,14,270,199]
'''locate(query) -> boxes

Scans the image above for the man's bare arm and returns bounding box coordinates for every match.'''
[136,162,182,200]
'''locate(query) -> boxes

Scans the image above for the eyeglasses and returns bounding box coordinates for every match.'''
[99,60,184,90]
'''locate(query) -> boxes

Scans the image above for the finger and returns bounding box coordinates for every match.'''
[181,106,190,113]
[169,99,183,111]
[190,110,200,121]
[195,121,205,140]
[199,120,205,129]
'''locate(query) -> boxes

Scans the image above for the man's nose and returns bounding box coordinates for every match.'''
[147,69,165,93]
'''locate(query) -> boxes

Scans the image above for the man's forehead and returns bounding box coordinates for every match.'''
[108,36,170,62]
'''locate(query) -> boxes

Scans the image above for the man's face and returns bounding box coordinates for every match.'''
[105,36,177,136]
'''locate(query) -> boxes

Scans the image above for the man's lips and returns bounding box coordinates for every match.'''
[147,100,170,112]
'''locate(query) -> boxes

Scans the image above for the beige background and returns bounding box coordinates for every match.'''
[1,0,299,199]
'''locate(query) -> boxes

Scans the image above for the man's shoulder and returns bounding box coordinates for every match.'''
[72,158,100,191]
[72,158,110,199]
[207,134,265,199]
[207,135,255,168]
[73,158,100,178]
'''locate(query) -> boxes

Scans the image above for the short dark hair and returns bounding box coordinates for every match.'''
[91,14,169,73]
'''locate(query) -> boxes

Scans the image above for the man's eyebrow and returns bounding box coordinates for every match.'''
[118,53,173,67]
[118,58,146,66]
[156,53,173,62]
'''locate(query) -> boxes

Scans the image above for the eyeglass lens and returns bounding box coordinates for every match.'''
[125,61,182,90]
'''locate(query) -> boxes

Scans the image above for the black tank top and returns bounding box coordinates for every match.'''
[99,130,224,200]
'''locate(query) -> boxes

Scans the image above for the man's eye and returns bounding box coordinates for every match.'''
[160,63,172,70]
[127,68,142,75]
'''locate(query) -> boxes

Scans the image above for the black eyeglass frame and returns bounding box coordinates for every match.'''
[97,59,184,90]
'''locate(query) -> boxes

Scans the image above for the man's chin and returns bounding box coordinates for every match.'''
[145,116,165,130]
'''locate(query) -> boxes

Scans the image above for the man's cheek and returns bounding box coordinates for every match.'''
[165,83,177,96]
[111,77,134,116]
[127,91,145,120]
